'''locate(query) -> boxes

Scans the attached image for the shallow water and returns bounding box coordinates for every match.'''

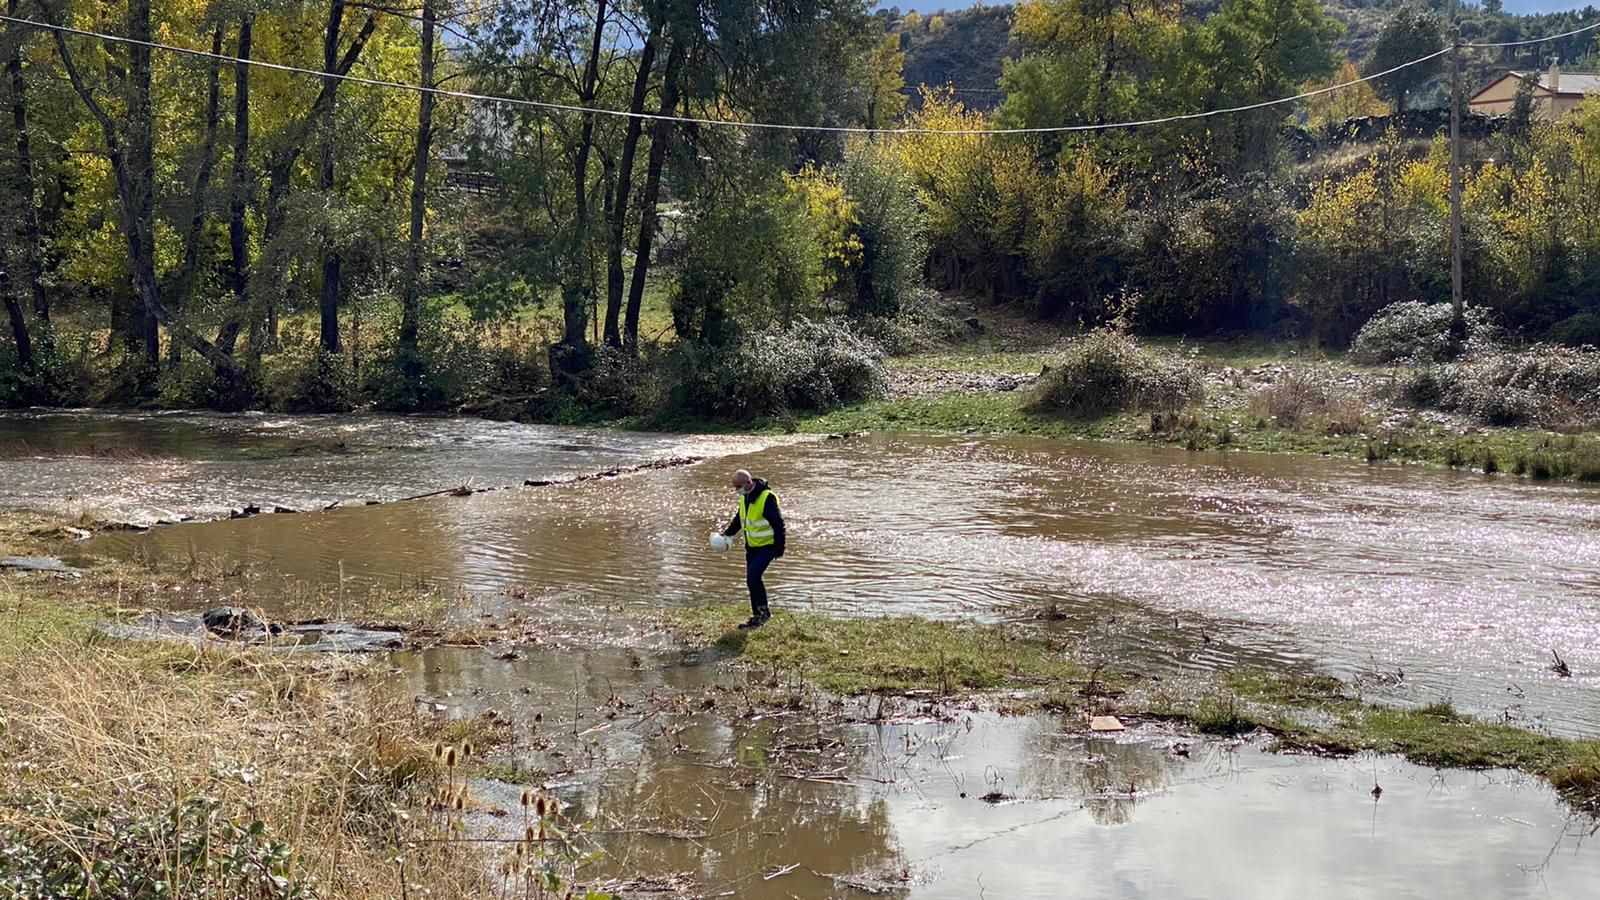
[0,409,776,524]
[49,421,1600,733]
[7,410,1600,891]
[403,644,1600,899]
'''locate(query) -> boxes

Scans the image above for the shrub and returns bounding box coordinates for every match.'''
[1027,329,1203,419]
[1248,367,1368,434]
[669,318,887,421]
[567,345,666,418]
[0,345,38,407]
[367,315,547,412]
[1350,301,1497,364]
[1404,344,1600,427]
[854,287,975,356]
[839,142,928,318]
[0,796,306,898]
[1548,312,1600,349]
[262,348,358,413]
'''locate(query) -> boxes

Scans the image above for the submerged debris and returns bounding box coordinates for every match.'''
[1551,650,1572,678]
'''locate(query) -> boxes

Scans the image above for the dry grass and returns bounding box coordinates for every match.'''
[0,635,493,897]
[1248,367,1368,436]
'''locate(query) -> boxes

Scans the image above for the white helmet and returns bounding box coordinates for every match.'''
[709,533,734,552]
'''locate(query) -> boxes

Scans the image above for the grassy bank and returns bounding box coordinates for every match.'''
[670,605,1600,814]
[790,331,1600,483]
[797,388,1600,480]
[0,526,583,898]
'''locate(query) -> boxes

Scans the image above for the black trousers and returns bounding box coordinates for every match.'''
[745,548,777,618]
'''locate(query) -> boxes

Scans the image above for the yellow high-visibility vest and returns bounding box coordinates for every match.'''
[739,489,779,548]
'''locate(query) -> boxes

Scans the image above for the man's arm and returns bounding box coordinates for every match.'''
[723,510,740,537]
[768,496,785,556]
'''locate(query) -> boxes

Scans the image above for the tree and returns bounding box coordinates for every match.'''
[5,0,50,338]
[1200,0,1341,174]
[169,24,224,366]
[1304,59,1389,132]
[1366,5,1445,114]
[397,0,437,398]
[45,0,237,377]
[864,32,907,130]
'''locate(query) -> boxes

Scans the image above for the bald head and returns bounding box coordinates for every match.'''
[730,469,754,491]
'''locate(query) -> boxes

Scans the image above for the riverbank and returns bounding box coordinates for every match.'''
[4,507,1599,895]
[668,604,1600,815]
[791,332,1600,483]
[0,523,589,897]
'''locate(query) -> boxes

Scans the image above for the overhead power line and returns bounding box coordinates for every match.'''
[1,13,1596,136]
[1463,18,1600,49]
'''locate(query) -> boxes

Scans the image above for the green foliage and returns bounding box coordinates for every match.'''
[1294,134,1452,344]
[262,348,358,414]
[1130,179,1299,333]
[1363,5,1445,113]
[367,311,547,413]
[1028,329,1204,419]
[0,346,39,408]
[1548,313,1600,349]
[839,142,928,318]
[1351,301,1496,365]
[668,318,886,421]
[671,176,852,344]
[0,795,307,899]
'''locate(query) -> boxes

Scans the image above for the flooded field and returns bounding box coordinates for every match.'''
[3,409,1600,895]
[20,412,1596,734]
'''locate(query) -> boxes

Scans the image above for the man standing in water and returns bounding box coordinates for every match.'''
[722,469,785,629]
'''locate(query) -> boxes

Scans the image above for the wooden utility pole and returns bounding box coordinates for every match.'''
[1449,27,1465,343]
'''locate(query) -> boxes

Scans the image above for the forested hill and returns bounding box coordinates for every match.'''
[887,1,1600,108]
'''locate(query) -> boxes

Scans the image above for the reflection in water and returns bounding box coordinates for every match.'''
[400,646,1598,900]
[90,431,1600,732]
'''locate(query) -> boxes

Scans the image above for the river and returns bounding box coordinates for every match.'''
[3,409,1598,896]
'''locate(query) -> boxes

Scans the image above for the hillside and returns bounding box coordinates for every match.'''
[888,1,1600,111]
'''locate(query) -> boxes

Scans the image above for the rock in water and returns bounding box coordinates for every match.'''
[202,606,271,638]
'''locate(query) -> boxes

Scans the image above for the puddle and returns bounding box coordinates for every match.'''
[100,611,410,652]
[398,645,1599,899]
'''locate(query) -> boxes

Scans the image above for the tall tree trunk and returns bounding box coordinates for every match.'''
[318,0,347,354]
[128,0,161,370]
[559,0,608,351]
[1,269,33,371]
[220,15,252,356]
[48,0,235,373]
[6,0,50,333]
[220,7,374,355]
[604,31,655,349]
[170,25,226,366]
[624,41,683,353]
[398,0,436,386]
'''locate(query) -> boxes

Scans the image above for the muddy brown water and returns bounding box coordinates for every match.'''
[4,410,1600,894]
[27,413,1598,735]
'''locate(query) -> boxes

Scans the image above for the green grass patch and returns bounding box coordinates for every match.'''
[670,604,1089,695]
[667,609,1600,812]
